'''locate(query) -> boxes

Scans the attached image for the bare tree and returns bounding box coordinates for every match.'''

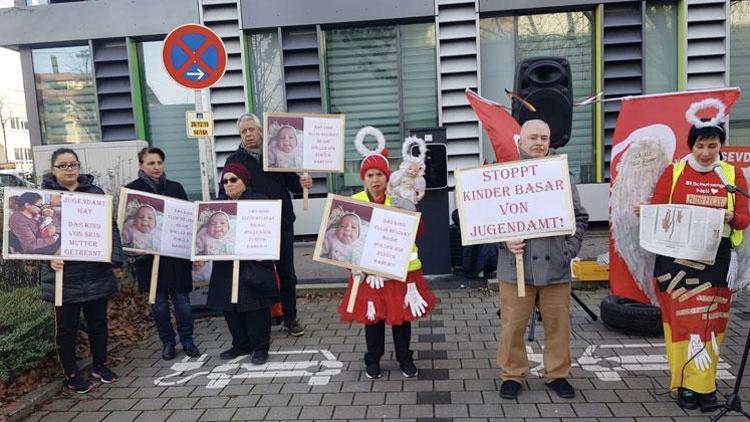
[0,96,12,163]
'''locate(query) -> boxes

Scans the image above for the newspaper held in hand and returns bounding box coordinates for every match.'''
[639,204,724,263]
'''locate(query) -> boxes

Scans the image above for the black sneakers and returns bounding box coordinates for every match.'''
[500,380,522,399]
[91,365,119,384]
[66,373,94,394]
[220,347,251,360]
[547,378,575,399]
[365,362,382,379]
[251,350,269,365]
[283,319,305,337]
[400,360,418,378]
[697,391,720,412]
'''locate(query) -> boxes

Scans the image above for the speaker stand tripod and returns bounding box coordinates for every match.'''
[711,182,750,421]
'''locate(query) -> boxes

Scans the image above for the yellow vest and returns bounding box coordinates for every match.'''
[670,160,743,247]
[351,190,422,271]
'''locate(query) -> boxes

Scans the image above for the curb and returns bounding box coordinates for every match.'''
[1,358,92,422]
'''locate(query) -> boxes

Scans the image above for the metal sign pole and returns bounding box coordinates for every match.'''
[194,89,211,201]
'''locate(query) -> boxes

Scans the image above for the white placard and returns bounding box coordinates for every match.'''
[263,112,345,173]
[234,201,282,260]
[454,155,576,246]
[3,187,112,262]
[191,199,282,261]
[313,194,420,281]
[639,204,725,262]
[117,188,194,259]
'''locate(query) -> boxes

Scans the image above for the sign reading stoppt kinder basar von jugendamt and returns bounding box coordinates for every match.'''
[454,155,576,246]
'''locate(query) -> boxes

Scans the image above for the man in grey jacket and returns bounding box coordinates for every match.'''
[496,119,589,400]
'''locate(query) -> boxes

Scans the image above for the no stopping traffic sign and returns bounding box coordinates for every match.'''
[162,24,227,90]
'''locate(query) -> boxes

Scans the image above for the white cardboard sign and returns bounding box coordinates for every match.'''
[454,155,576,246]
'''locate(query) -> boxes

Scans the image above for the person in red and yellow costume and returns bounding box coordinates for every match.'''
[646,116,749,412]
[337,126,437,380]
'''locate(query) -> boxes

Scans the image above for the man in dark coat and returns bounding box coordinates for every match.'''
[221,112,312,336]
[124,147,200,361]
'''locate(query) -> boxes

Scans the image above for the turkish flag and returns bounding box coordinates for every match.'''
[465,89,520,163]
[610,88,742,303]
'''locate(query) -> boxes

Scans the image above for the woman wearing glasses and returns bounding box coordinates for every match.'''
[40,148,124,394]
[206,163,279,365]
[124,147,200,361]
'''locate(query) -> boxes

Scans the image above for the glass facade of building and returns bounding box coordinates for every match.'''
[32,45,101,144]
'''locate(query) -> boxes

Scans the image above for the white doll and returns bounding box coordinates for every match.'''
[389,136,427,211]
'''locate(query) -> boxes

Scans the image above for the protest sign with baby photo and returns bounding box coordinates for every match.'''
[3,187,112,262]
[313,194,420,281]
[262,112,345,173]
[190,200,282,261]
[117,188,194,259]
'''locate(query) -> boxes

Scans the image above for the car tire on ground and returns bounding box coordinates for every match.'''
[600,294,663,336]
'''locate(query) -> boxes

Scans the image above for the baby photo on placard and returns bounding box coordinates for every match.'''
[193,202,237,258]
[263,112,345,173]
[121,193,163,252]
[320,198,372,265]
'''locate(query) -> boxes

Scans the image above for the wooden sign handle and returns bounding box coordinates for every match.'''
[149,255,160,304]
[231,260,240,304]
[515,253,525,297]
[302,171,310,210]
[55,269,63,307]
[346,273,362,313]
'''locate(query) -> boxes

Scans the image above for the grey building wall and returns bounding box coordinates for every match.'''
[240,0,435,29]
[0,0,200,47]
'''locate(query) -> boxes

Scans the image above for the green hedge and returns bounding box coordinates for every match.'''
[0,287,55,383]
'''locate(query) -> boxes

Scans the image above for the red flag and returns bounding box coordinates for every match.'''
[465,89,520,163]
[610,88,741,180]
[609,88,742,304]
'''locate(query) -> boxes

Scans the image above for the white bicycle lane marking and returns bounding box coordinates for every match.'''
[153,349,343,388]
[527,343,734,381]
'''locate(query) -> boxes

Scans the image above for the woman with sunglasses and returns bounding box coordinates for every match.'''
[41,148,124,394]
[124,147,200,361]
[206,163,279,365]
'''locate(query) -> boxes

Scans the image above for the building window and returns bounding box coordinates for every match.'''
[13,148,32,162]
[644,2,678,94]
[9,117,28,131]
[730,0,750,146]
[324,22,438,195]
[32,45,101,144]
[138,41,203,199]
[480,11,595,183]
[248,31,285,117]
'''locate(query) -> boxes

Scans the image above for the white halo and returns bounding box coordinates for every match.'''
[354,126,386,158]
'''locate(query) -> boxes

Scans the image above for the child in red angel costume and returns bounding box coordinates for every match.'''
[337,126,437,379]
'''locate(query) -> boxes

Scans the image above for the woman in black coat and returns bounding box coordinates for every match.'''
[207,163,279,364]
[41,148,124,394]
[124,147,199,361]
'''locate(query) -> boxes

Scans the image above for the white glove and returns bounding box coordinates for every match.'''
[711,331,720,355]
[366,274,384,290]
[404,283,427,317]
[688,334,711,371]
[366,300,376,321]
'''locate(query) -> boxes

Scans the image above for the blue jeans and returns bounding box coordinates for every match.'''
[152,290,194,347]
